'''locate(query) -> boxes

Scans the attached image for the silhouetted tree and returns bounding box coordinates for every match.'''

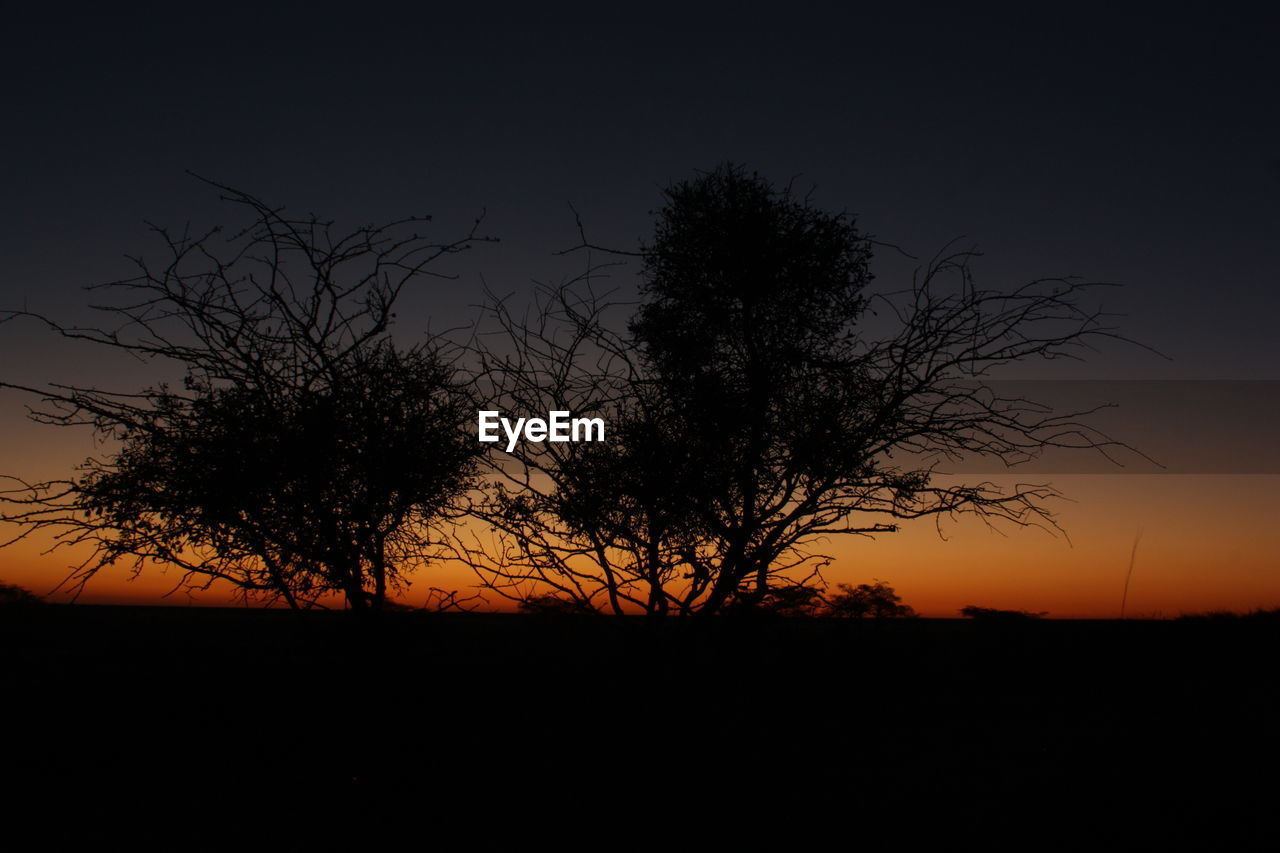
[727,583,825,617]
[826,581,915,619]
[459,163,1131,617]
[0,180,489,609]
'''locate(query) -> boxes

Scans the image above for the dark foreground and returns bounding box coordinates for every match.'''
[3,606,1277,848]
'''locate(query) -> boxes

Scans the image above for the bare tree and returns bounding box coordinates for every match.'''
[457,163,1135,618]
[452,274,657,615]
[0,178,491,609]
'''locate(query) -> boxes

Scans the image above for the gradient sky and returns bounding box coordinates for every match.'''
[2,7,1277,614]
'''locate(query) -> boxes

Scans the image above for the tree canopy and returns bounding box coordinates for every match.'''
[463,163,1125,617]
[1,181,488,609]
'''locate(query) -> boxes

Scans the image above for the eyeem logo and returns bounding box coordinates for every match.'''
[478,411,606,452]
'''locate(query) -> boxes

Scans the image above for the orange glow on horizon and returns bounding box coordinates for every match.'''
[3,474,1277,618]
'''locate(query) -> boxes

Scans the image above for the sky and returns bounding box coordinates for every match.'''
[1,6,1277,615]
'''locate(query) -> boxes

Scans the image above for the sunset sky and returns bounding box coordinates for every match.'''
[2,8,1276,616]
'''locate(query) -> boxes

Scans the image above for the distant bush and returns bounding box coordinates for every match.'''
[721,585,827,618]
[960,605,1046,621]
[376,600,419,613]
[826,581,916,619]
[0,581,44,607]
[1176,607,1280,622]
[517,594,597,615]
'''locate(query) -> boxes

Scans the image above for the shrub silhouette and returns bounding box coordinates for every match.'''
[0,581,43,607]
[960,606,1047,621]
[517,594,598,615]
[723,584,826,618]
[826,581,916,619]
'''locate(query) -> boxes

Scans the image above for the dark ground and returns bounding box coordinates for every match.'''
[3,605,1276,848]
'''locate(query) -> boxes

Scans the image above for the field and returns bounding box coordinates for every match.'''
[4,605,1275,847]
